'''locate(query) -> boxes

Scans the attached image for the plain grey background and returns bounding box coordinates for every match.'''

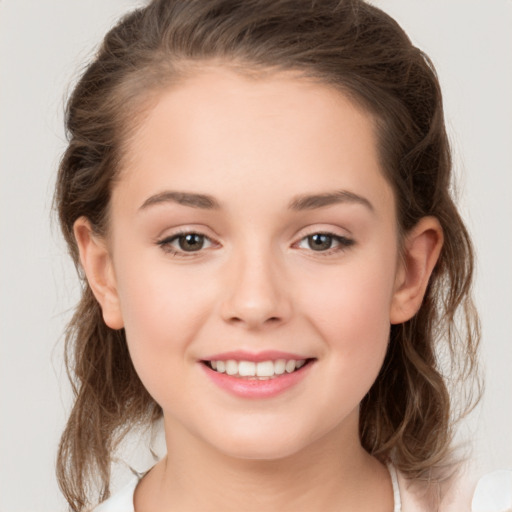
[1,1,511,510]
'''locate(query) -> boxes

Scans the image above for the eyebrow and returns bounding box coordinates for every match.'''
[138,188,374,213]
[288,190,374,212]
[139,191,220,211]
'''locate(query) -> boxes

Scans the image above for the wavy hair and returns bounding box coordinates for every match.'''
[54,1,480,510]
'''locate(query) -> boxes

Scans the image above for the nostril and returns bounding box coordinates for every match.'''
[227,315,281,325]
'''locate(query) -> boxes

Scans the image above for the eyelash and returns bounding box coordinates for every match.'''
[156,230,355,258]
[294,232,355,256]
[157,230,215,258]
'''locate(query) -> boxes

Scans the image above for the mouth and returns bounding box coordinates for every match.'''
[201,358,315,380]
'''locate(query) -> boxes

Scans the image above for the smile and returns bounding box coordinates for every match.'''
[205,359,308,379]
[200,353,315,399]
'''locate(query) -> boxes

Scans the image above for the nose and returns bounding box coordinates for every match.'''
[220,246,292,330]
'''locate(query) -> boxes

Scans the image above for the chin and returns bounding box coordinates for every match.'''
[202,420,322,462]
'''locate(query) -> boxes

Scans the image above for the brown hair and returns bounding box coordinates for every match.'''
[55,0,480,510]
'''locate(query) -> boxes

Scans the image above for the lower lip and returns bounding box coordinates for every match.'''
[200,362,313,399]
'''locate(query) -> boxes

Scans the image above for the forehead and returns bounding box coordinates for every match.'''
[115,67,394,216]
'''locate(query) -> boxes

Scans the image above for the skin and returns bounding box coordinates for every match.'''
[75,67,443,511]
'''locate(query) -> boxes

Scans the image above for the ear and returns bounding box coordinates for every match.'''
[390,216,444,325]
[73,217,124,330]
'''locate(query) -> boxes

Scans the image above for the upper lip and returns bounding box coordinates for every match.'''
[201,350,313,362]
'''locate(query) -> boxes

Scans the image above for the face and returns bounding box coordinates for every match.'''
[103,68,403,460]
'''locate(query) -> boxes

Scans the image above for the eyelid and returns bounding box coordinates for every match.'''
[156,228,220,257]
[292,227,356,255]
[293,224,353,242]
[155,225,355,258]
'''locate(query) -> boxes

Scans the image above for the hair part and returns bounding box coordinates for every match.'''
[55,1,480,510]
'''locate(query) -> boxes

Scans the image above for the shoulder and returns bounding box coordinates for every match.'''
[471,469,512,512]
[397,465,512,512]
[91,475,139,512]
[397,468,472,511]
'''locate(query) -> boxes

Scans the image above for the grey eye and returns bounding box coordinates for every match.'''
[177,233,206,251]
[307,233,334,251]
[296,232,355,253]
[159,232,214,254]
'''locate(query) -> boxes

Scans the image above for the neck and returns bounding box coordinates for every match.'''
[134,413,393,512]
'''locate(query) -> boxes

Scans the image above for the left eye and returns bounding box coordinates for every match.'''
[297,233,353,252]
[158,233,213,253]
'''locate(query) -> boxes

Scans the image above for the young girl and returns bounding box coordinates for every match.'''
[54,1,483,510]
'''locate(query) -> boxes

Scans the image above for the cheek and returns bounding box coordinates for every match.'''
[111,252,217,394]
[302,257,395,328]
[297,253,396,368]
[298,264,394,413]
[115,246,211,332]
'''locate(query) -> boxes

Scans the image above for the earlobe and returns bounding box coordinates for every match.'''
[73,217,124,330]
[390,216,444,325]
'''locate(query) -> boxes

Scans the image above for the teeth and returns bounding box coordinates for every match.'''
[285,360,296,373]
[256,361,274,377]
[274,359,286,375]
[225,360,238,375]
[208,358,308,379]
[238,361,256,377]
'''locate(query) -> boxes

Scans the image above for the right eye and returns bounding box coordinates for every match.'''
[157,232,214,256]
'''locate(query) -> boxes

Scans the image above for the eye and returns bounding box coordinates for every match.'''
[157,232,214,256]
[296,232,354,253]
